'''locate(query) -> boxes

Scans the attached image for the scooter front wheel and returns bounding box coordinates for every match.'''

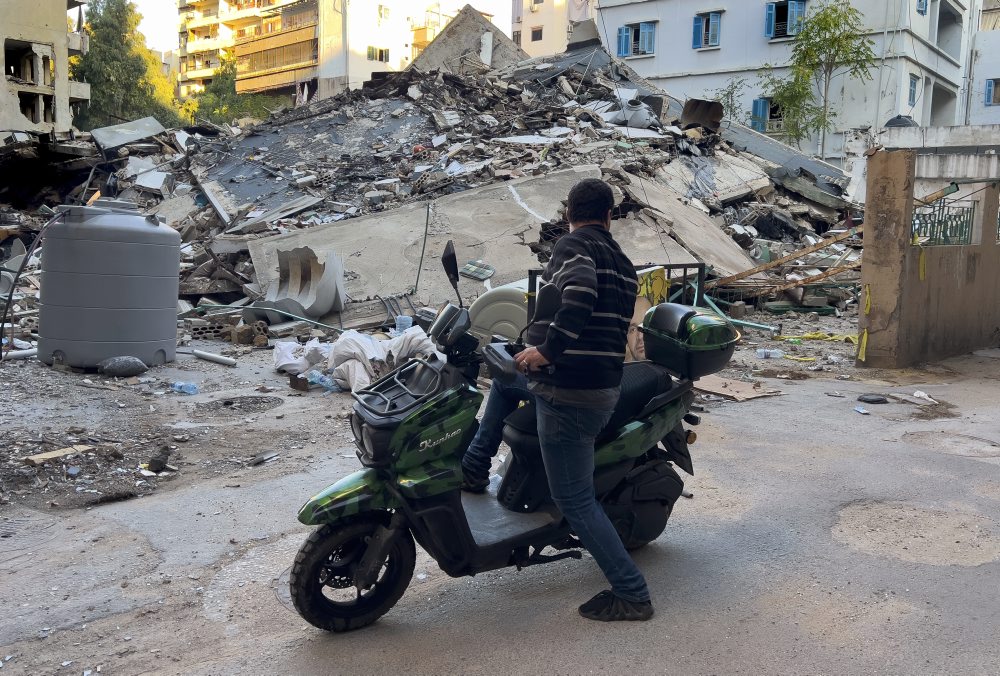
[290,515,415,632]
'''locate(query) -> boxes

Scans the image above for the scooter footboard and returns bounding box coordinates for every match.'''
[298,469,401,525]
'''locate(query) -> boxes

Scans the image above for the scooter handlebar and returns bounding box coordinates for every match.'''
[482,342,554,384]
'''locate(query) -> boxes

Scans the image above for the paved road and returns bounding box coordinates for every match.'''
[3,351,1000,675]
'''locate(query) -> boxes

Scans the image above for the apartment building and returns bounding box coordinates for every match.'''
[967,0,1000,123]
[176,0,302,98]
[512,0,594,57]
[595,0,980,162]
[232,0,512,100]
[1,0,91,135]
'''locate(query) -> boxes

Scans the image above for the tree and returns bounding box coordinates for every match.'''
[757,65,824,149]
[191,54,285,125]
[708,77,751,126]
[71,0,184,130]
[787,2,876,156]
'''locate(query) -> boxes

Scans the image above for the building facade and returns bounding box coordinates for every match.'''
[1,0,91,135]
[967,0,1000,124]
[176,0,303,98]
[595,0,980,162]
[231,0,512,100]
[512,0,594,57]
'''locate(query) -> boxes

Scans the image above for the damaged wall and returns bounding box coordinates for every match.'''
[859,149,1000,369]
[1,0,90,135]
[410,5,527,75]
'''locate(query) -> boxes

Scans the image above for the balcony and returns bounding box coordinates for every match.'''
[180,65,219,80]
[183,11,219,30]
[68,80,91,102]
[67,31,89,56]
[182,36,225,54]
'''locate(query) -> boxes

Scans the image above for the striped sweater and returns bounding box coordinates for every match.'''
[526,225,638,389]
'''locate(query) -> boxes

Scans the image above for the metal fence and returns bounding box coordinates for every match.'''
[912,199,976,245]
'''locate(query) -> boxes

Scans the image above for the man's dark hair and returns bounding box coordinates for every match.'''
[567,178,614,224]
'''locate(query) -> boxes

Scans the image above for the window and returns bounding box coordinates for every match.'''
[531,26,543,41]
[986,79,1000,106]
[512,30,521,46]
[692,12,721,49]
[377,4,390,20]
[916,0,927,16]
[750,97,783,133]
[367,46,390,62]
[616,22,656,57]
[765,1,806,39]
[908,74,919,107]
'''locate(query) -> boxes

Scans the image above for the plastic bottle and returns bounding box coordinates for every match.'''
[303,370,342,392]
[756,348,785,359]
[170,381,199,395]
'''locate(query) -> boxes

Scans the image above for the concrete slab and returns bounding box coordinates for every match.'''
[247,166,602,304]
[91,116,166,151]
[622,172,757,278]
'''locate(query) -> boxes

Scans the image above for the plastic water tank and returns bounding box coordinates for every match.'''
[37,200,180,368]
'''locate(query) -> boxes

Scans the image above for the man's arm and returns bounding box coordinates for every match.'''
[536,236,597,363]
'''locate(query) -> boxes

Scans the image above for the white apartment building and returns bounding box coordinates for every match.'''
[595,0,983,162]
[966,0,1000,123]
[512,0,594,57]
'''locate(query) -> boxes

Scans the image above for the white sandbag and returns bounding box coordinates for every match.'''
[274,338,332,375]
[327,326,442,391]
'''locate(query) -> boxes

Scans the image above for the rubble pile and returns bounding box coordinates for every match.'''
[1,30,864,361]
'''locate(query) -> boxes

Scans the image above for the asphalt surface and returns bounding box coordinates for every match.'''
[2,350,1000,674]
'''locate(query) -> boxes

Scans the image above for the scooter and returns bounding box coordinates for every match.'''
[289,241,739,632]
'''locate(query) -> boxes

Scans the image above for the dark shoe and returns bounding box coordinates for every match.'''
[578,590,654,622]
[460,470,489,493]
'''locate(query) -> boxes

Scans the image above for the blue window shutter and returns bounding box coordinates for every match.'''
[986,80,996,107]
[765,4,776,39]
[708,13,721,47]
[917,0,928,16]
[639,22,655,54]
[617,26,631,57]
[692,16,704,49]
[751,98,768,132]
[788,1,806,36]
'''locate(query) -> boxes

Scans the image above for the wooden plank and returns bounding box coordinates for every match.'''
[706,224,864,289]
[741,261,862,298]
[24,445,95,466]
[695,375,782,401]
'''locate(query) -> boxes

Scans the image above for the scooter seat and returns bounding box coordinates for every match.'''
[504,361,672,444]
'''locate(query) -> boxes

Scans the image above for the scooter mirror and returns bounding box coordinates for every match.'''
[441,240,463,308]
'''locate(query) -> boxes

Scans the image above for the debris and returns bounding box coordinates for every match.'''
[192,350,237,367]
[23,445,95,466]
[249,452,279,466]
[694,375,782,401]
[913,391,939,405]
[97,356,149,378]
[756,349,785,359]
[854,406,871,415]
[858,394,889,404]
[170,382,199,395]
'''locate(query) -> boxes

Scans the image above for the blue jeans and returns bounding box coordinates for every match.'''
[461,373,533,481]
[535,395,651,603]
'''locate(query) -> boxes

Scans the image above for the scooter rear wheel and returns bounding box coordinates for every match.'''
[290,516,415,632]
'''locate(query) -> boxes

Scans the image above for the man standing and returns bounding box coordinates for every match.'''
[514,178,651,622]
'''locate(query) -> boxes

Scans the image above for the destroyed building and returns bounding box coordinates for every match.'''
[1,0,91,138]
[2,11,865,367]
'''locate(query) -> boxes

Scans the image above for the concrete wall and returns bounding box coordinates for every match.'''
[594,0,974,162]
[0,0,88,135]
[859,149,1000,368]
[968,27,1000,124]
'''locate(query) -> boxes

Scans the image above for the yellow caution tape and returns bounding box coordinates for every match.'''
[777,332,858,345]
[919,248,926,282]
[783,355,817,362]
[864,284,871,315]
[858,329,868,362]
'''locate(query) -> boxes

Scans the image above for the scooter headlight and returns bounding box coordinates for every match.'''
[356,421,394,467]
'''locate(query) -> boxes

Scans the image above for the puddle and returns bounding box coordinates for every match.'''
[902,431,1000,458]
[833,500,1000,567]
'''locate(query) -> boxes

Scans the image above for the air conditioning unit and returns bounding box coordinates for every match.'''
[529,4,539,12]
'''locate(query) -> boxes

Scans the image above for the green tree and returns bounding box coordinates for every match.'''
[787,1,876,156]
[71,0,184,130]
[193,54,284,125]
[756,65,824,149]
[708,77,751,126]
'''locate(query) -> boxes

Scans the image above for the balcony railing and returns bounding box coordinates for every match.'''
[912,199,976,245]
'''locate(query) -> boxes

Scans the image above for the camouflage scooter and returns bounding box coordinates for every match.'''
[289,241,739,632]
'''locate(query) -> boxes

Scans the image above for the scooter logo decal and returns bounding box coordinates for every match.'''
[419,429,460,451]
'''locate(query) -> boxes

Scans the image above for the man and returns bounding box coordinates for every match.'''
[513,178,651,622]
[460,370,532,493]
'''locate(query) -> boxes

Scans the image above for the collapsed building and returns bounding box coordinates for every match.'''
[2,7,864,362]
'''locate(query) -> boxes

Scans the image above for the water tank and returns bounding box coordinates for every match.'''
[37,200,180,368]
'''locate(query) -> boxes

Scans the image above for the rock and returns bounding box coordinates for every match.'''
[97,356,149,378]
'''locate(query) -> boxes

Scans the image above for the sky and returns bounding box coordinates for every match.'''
[133,0,179,53]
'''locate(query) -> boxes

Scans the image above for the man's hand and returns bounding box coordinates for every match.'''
[514,346,550,373]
